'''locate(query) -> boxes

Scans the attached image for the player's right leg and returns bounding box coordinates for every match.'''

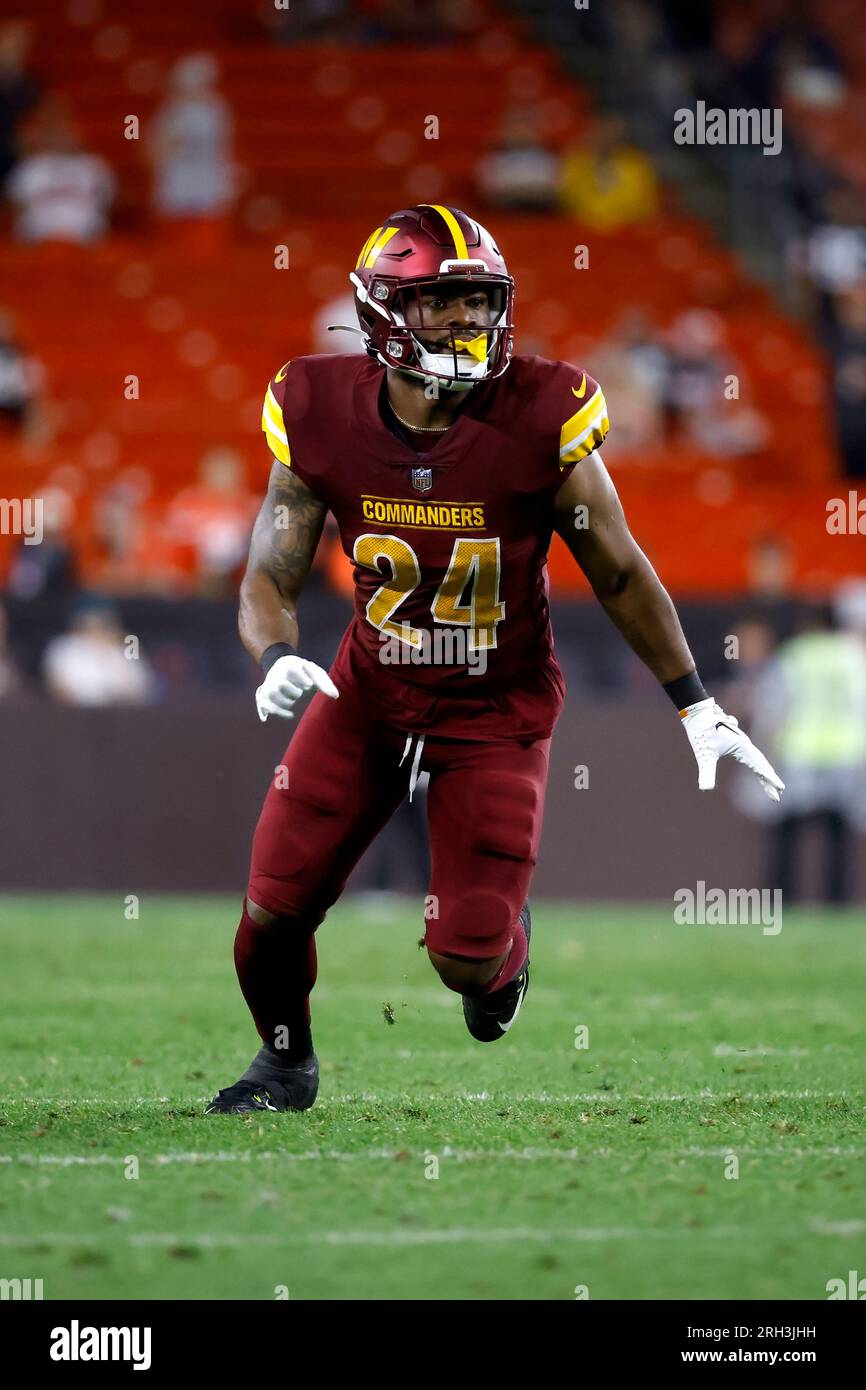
[206,678,408,1114]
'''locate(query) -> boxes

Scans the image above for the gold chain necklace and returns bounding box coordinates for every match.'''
[389,404,452,433]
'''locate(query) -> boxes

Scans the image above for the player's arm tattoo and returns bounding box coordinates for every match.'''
[239,459,328,662]
[257,460,327,599]
[553,455,696,685]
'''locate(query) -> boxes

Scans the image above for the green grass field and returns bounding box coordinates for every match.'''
[1,895,864,1301]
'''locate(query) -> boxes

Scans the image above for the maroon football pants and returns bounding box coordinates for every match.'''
[247,674,550,963]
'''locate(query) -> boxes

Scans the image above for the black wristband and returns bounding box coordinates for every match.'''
[260,642,295,674]
[663,670,709,711]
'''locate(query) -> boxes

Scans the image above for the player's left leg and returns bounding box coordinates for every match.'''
[422,735,550,1040]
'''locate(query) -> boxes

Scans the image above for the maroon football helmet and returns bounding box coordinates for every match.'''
[349,204,514,390]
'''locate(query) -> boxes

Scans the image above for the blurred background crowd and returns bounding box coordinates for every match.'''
[1,0,865,899]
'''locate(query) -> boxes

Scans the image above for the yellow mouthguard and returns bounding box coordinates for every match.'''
[453,333,489,363]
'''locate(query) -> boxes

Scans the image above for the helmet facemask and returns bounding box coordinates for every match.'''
[352,269,514,391]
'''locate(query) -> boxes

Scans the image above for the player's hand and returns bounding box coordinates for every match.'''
[255,655,339,722]
[680,697,784,801]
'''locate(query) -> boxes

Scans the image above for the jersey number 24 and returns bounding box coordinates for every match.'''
[353,534,505,650]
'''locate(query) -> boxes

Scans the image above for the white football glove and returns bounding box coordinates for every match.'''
[680,697,785,801]
[255,655,339,722]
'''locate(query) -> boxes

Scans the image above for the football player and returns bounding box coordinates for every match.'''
[206,204,783,1114]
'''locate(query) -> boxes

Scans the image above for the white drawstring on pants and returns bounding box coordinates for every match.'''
[399,732,426,802]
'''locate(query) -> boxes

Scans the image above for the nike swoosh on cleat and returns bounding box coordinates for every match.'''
[498,974,529,1033]
[571,374,587,398]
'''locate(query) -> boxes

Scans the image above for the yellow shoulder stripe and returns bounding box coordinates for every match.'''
[262,382,291,467]
[559,386,609,467]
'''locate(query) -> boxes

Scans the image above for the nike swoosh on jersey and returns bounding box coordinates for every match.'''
[275,362,290,383]
[571,374,587,398]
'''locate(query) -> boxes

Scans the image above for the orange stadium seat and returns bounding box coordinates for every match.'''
[0,0,852,594]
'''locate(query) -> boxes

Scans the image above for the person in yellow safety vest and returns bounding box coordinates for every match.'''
[733,602,866,904]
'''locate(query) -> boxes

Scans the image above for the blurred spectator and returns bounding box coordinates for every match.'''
[0,21,40,190]
[5,104,114,244]
[825,279,866,479]
[0,307,41,433]
[722,613,779,723]
[663,309,768,457]
[560,115,659,232]
[592,308,668,452]
[43,596,156,706]
[6,487,76,598]
[477,106,560,214]
[150,54,235,247]
[613,308,670,394]
[735,0,844,112]
[734,604,866,904]
[835,580,866,837]
[167,446,257,596]
[94,470,187,594]
[834,579,866,641]
[793,187,866,333]
[0,600,21,700]
[747,535,794,602]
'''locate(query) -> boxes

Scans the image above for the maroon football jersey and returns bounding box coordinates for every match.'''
[261,354,609,740]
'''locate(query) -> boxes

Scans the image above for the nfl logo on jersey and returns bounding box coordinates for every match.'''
[412,467,433,493]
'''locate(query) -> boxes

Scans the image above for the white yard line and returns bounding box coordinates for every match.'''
[313,1090,863,1104]
[1,1144,863,1167]
[0,1218,860,1249]
[0,1225,742,1249]
[808,1218,866,1236]
[711,1045,812,1057]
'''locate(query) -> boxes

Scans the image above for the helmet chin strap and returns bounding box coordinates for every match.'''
[393,365,478,394]
[331,322,494,390]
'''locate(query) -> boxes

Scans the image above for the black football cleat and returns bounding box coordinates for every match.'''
[205,1046,319,1114]
[463,903,531,1043]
